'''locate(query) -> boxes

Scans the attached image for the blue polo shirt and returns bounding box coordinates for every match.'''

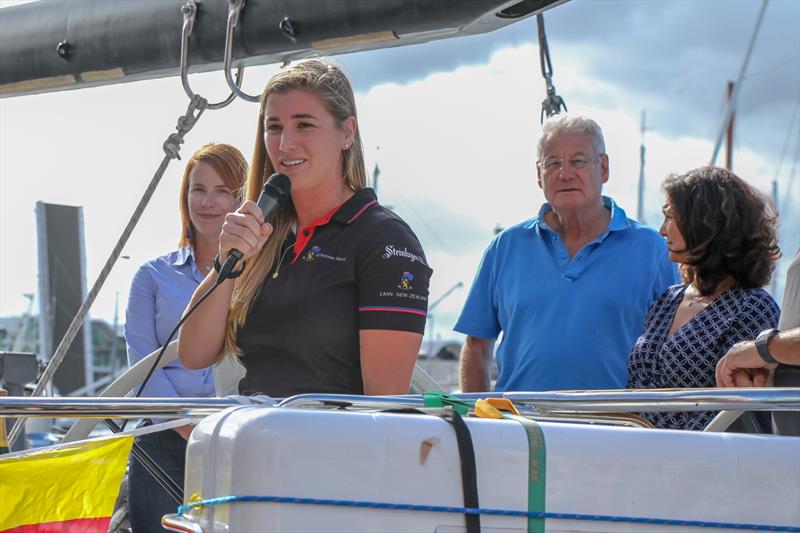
[454,197,678,392]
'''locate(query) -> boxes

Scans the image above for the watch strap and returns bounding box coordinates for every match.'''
[213,255,245,279]
[755,328,778,364]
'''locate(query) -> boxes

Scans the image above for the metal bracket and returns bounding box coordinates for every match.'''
[223,0,261,102]
[180,0,243,110]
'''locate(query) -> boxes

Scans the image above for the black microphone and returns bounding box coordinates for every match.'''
[217,173,292,282]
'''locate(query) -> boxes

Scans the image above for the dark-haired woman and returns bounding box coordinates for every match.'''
[626,166,780,430]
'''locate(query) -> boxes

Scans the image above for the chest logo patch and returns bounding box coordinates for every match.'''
[301,245,347,263]
[398,271,414,290]
[303,245,321,262]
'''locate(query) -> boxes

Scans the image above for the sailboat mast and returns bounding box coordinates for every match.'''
[726,81,736,171]
[771,180,779,296]
[636,110,646,225]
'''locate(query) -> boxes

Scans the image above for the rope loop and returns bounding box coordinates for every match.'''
[163,94,207,160]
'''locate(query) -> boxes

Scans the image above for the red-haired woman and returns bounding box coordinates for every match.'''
[125,143,246,533]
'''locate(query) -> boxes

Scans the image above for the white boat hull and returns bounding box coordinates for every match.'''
[176,406,800,532]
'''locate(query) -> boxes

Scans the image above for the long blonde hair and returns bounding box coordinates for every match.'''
[224,58,368,355]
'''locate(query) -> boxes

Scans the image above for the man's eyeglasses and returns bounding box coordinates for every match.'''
[538,155,601,174]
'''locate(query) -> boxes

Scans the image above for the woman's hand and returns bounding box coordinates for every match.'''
[218,200,274,261]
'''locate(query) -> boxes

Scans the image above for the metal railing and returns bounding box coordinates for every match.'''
[2,388,798,419]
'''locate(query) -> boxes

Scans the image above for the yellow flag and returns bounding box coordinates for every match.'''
[0,435,133,532]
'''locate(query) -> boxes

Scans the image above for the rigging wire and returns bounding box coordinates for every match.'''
[710,0,769,165]
[536,14,567,122]
[779,133,800,223]
[742,56,799,81]
[773,102,799,203]
[393,193,456,257]
[6,95,208,449]
[7,0,258,449]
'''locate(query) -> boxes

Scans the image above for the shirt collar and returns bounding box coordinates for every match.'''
[331,188,379,224]
[173,246,195,266]
[524,196,630,232]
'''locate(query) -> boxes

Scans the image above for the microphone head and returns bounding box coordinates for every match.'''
[262,173,292,202]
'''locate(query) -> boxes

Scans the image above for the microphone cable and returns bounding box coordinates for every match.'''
[111,172,290,502]
[105,274,231,504]
[120,274,228,431]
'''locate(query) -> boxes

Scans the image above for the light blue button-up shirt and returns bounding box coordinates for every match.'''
[124,247,215,398]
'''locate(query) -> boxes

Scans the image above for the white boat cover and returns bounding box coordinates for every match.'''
[179,406,800,532]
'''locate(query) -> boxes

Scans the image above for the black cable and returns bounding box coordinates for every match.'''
[134,278,225,400]
[102,277,227,504]
[114,276,225,433]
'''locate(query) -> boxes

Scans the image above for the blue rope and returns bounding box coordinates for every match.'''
[178,495,799,532]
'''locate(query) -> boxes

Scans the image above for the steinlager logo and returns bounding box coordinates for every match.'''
[382,245,427,265]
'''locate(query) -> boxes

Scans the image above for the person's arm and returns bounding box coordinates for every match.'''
[360,330,423,395]
[453,238,501,393]
[459,335,494,392]
[179,201,272,369]
[356,218,432,395]
[716,328,800,387]
[125,265,181,398]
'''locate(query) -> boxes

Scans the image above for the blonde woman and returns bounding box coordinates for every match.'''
[179,59,432,397]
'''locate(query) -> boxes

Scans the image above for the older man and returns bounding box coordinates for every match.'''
[455,115,677,392]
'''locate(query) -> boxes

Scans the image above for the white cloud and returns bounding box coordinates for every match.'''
[1,41,796,347]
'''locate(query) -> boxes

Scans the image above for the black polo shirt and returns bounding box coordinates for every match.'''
[236,188,433,396]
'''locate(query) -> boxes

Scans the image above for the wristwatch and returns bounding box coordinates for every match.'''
[754,328,778,364]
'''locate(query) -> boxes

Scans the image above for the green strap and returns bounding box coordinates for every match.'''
[422,391,472,415]
[507,414,546,533]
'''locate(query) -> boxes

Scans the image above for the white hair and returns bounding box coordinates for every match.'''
[537,115,606,160]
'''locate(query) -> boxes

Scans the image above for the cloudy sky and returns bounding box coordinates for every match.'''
[1,0,798,347]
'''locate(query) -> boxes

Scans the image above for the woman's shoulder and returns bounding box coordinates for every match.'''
[729,285,777,303]
[133,248,187,280]
[352,205,430,271]
[644,284,685,313]
[357,204,421,244]
[728,286,780,313]
[658,283,687,301]
[140,248,186,267]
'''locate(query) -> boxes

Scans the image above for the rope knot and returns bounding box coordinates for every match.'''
[162,95,208,160]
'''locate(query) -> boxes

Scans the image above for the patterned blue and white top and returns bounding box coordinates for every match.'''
[627,284,779,430]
